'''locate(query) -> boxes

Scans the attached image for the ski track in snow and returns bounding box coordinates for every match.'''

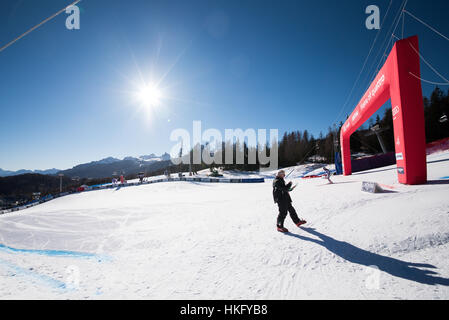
[1,153,449,299]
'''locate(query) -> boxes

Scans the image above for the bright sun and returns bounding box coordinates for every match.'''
[137,84,163,107]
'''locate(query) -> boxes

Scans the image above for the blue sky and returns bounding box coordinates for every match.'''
[1,0,449,170]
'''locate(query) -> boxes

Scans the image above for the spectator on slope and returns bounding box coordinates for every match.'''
[138,172,145,183]
[272,170,307,233]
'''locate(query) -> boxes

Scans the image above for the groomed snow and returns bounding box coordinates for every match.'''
[1,153,449,299]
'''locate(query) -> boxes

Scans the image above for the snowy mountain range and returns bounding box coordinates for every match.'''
[89,153,170,165]
[0,168,60,177]
[0,153,171,178]
[57,153,172,179]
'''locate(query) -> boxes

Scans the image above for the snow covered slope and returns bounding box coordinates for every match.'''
[1,153,449,299]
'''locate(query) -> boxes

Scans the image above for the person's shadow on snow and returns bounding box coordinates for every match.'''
[286,227,449,286]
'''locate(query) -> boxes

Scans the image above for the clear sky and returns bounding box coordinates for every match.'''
[1,0,449,170]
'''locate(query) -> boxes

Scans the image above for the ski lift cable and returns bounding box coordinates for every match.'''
[284,144,319,179]
[337,0,406,125]
[351,133,380,154]
[331,0,395,126]
[0,0,81,53]
[402,9,405,39]
[364,21,399,92]
[408,41,449,84]
[363,36,393,95]
[362,0,409,95]
[363,0,406,91]
[403,9,449,43]
[298,144,319,164]
[365,0,409,91]
[333,0,394,125]
[359,1,399,98]
[356,1,399,105]
[408,72,449,86]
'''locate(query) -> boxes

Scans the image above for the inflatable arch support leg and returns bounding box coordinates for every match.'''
[340,36,427,185]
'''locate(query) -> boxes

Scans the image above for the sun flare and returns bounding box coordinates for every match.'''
[137,84,163,107]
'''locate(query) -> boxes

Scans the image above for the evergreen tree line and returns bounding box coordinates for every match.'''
[170,87,449,173]
[347,86,449,159]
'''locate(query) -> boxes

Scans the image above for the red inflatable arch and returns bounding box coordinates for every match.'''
[340,36,427,185]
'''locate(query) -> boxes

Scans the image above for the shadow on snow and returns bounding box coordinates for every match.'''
[286,227,449,286]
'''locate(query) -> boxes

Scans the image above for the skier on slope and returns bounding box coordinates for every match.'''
[273,170,307,233]
[322,167,333,184]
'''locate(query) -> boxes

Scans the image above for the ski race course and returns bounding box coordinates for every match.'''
[1,152,449,299]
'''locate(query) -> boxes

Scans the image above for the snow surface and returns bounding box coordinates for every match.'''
[1,153,449,299]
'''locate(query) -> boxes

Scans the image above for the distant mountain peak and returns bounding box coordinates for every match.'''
[94,157,121,164]
[123,156,139,161]
[0,168,60,177]
[1,152,171,179]
[139,154,157,160]
[138,153,171,162]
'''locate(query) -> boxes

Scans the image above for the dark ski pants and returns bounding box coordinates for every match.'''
[277,202,300,227]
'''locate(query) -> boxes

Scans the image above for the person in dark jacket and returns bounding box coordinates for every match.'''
[273,170,306,233]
